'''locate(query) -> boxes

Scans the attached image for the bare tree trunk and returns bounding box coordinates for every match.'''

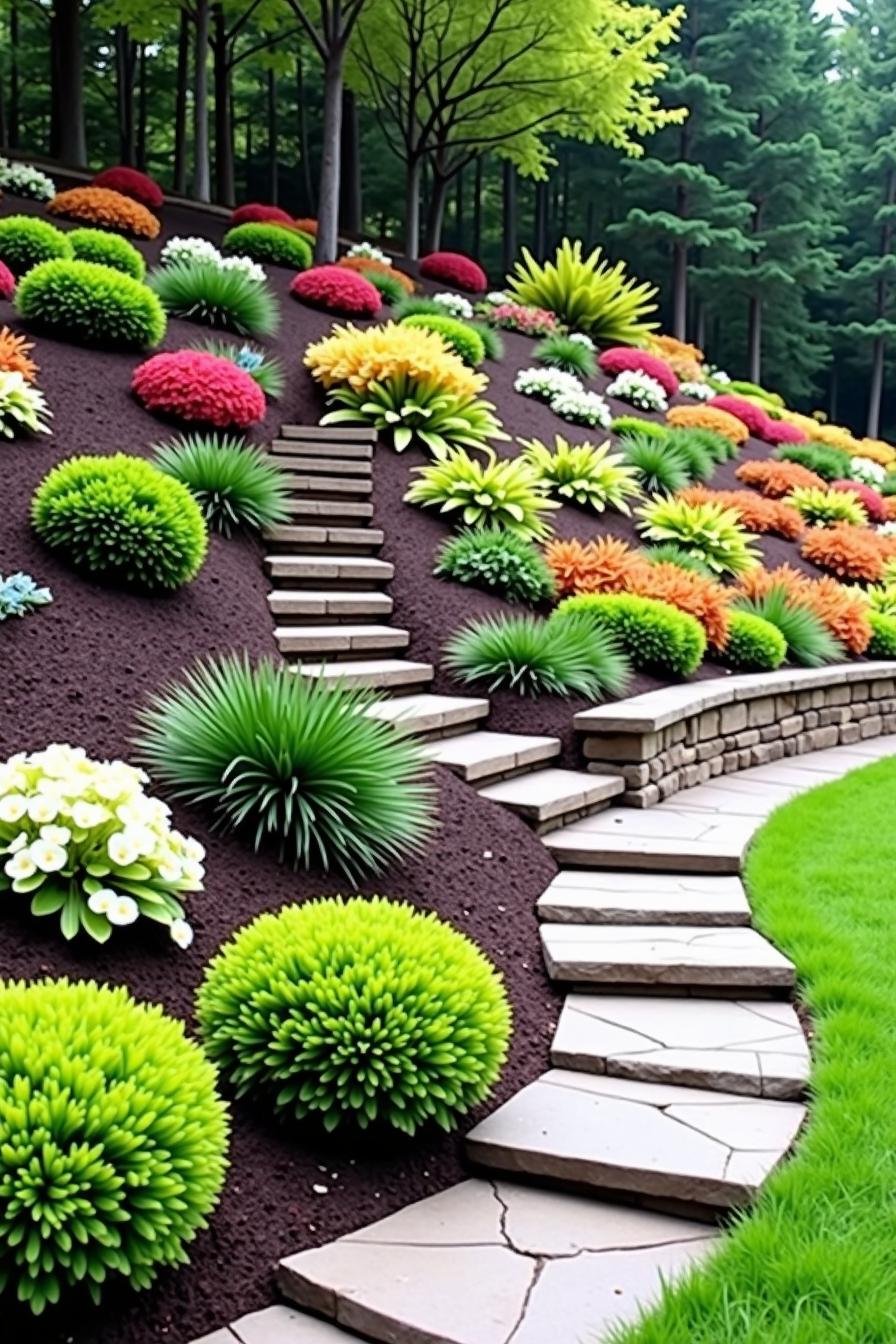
[52,0,87,165]
[472,157,483,257]
[453,168,464,250]
[267,66,278,203]
[244,114,253,198]
[561,151,570,236]
[828,362,838,423]
[868,335,886,439]
[404,155,423,260]
[296,51,315,213]
[193,0,212,202]
[534,180,547,256]
[339,89,361,233]
[315,44,346,262]
[115,28,136,164]
[694,296,706,352]
[173,8,190,194]
[747,295,762,383]
[502,160,517,275]
[8,0,19,149]
[672,242,688,340]
[136,44,148,170]
[424,171,449,253]
[212,7,234,205]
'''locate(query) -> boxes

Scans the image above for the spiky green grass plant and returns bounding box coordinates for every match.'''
[444,611,631,698]
[621,433,692,495]
[149,259,279,337]
[533,332,598,379]
[134,653,434,880]
[506,238,658,343]
[776,441,852,483]
[153,433,292,536]
[361,266,407,306]
[732,585,844,666]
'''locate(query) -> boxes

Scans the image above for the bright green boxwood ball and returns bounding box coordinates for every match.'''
[222,221,312,270]
[197,895,512,1135]
[16,257,166,347]
[0,978,229,1314]
[868,610,896,658]
[68,226,147,279]
[401,312,487,366]
[32,453,208,591]
[723,609,787,671]
[556,591,707,677]
[0,214,72,276]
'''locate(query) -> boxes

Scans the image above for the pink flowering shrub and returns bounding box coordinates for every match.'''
[488,303,559,336]
[0,260,14,301]
[92,166,163,209]
[709,394,772,439]
[831,479,887,523]
[132,350,266,429]
[231,202,295,227]
[763,418,808,446]
[419,251,487,293]
[291,265,381,316]
[597,346,679,398]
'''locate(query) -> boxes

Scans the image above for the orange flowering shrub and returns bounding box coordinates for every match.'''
[626,561,732,650]
[666,404,749,446]
[884,497,896,522]
[647,334,704,381]
[294,217,318,236]
[677,486,803,540]
[0,325,37,382]
[337,255,415,294]
[736,564,872,654]
[801,524,884,584]
[735,458,825,498]
[48,186,160,239]
[856,438,896,467]
[543,536,640,597]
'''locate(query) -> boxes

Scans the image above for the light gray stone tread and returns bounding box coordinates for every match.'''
[263,524,384,550]
[542,808,756,873]
[285,475,374,496]
[268,590,393,619]
[536,870,751,926]
[423,730,561,782]
[296,659,433,690]
[540,922,795,990]
[192,1306,358,1343]
[275,625,410,654]
[477,768,624,823]
[278,456,372,476]
[364,693,489,735]
[278,1179,718,1344]
[465,1071,806,1209]
[266,555,394,582]
[282,499,374,521]
[279,424,376,444]
[271,438,374,460]
[552,994,809,1098]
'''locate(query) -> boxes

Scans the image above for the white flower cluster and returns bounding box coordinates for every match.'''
[514,366,582,401]
[877,522,896,536]
[549,387,613,430]
[0,156,56,201]
[432,291,474,320]
[705,366,731,384]
[486,290,510,306]
[0,370,52,439]
[0,744,203,947]
[849,455,887,486]
[346,241,390,264]
[679,380,714,402]
[605,369,669,413]
[567,332,595,349]
[160,235,267,284]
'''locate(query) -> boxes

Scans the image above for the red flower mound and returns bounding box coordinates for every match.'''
[598,346,679,398]
[92,166,163,209]
[0,260,14,301]
[419,251,487,293]
[831,479,887,523]
[709,394,772,439]
[291,265,381,317]
[131,350,265,429]
[763,418,807,446]
[231,202,294,227]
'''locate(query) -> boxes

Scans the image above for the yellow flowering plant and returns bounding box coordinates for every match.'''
[0,743,203,945]
[304,321,487,401]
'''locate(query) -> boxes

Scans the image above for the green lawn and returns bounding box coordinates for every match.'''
[613,755,896,1344]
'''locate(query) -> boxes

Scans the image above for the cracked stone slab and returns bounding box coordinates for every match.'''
[278,1179,718,1344]
[466,1071,806,1209]
[193,1307,354,1343]
[552,995,809,1098]
[536,870,751,926]
[542,808,756,872]
[540,924,795,991]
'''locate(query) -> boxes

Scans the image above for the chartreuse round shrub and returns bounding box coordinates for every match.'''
[16,259,165,347]
[400,312,486,366]
[198,898,509,1135]
[0,214,71,276]
[734,585,845,667]
[867,610,896,657]
[67,226,146,279]
[722,609,787,671]
[444,611,631,698]
[435,526,555,604]
[134,653,434,880]
[556,592,706,677]
[153,432,292,536]
[222,221,312,269]
[32,454,208,591]
[0,977,228,1313]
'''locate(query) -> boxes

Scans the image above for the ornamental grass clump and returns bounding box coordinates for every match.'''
[0,978,228,1313]
[435,527,556,604]
[506,238,658,344]
[32,454,207,591]
[0,743,204,944]
[67,226,146,279]
[776,441,852,482]
[0,215,72,275]
[405,448,559,540]
[134,653,434,880]
[721,609,787,672]
[737,565,871,656]
[0,370,51,437]
[401,312,486,366]
[533,332,597,379]
[149,259,278,337]
[637,496,760,577]
[16,258,166,348]
[198,896,509,1134]
[732,584,844,667]
[787,484,869,528]
[621,432,692,495]
[189,338,285,398]
[520,434,640,513]
[555,592,707,677]
[153,432,291,536]
[222,221,313,269]
[444,611,631,698]
[323,378,505,455]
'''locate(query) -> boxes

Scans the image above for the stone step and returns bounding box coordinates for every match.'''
[363,692,489,739]
[264,524,384,554]
[423,730,561,784]
[539,924,795,993]
[279,456,372,477]
[282,499,375,523]
[551,995,809,1099]
[478,768,625,834]
[285,475,374,497]
[194,1306,355,1343]
[268,590,393,624]
[296,659,433,692]
[536,870,752,926]
[277,1179,718,1344]
[465,1071,806,1210]
[266,555,394,589]
[275,624,410,656]
[280,424,376,444]
[543,806,756,874]
[272,437,374,460]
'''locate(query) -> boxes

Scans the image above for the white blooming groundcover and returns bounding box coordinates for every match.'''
[160,235,267,284]
[0,744,203,946]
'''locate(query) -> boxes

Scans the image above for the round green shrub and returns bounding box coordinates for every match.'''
[0,214,71,276]
[68,226,146,279]
[868,610,896,658]
[723,609,787,671]
[556,591,706,677]
[0,977,229,1314]
[361,267,407,306]
[16,257,166,347]
[612,415,668,440]
[435,525,556,604]
[401,312,486,366]
[222,221,312,270]
[32,453,208,591]
[197,896,511,1135]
